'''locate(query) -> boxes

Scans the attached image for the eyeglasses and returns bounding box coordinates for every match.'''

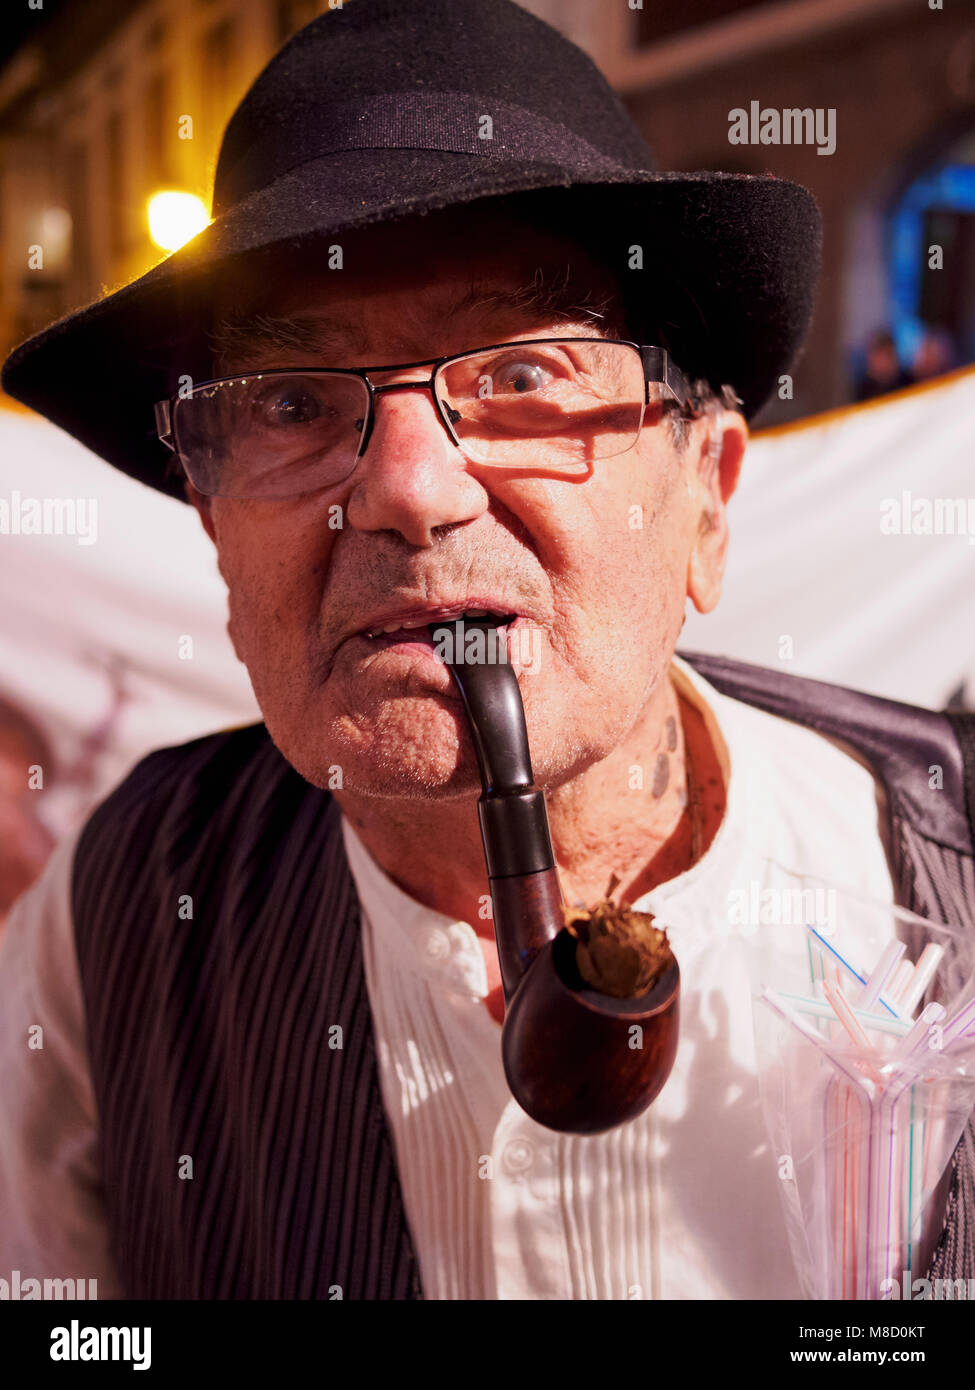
[154,337,693,500]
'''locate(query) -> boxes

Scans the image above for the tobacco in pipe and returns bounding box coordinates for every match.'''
[429,618,680,1135]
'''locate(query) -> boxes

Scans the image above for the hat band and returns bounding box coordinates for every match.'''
[214,90,633,211]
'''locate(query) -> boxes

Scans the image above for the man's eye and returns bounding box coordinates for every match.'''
[254,387,324,426]
[490,360,552,394]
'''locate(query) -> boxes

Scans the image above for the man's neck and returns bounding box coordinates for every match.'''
[334,664,728,936]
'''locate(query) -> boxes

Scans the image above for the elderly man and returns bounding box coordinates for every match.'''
[2,0,974,1302]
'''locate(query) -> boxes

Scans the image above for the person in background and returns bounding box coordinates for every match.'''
[853,327,912,402]
[910,325,956,384]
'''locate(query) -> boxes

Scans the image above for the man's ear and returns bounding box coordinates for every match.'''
[185,481,217,545]
[686,409,747,615]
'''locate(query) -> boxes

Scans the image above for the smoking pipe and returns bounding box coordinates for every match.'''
[429,619,680,1135]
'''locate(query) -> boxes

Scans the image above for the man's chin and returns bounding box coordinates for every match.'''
[263,694,484,799]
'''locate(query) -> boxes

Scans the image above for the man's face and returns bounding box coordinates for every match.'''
[191,209,743,799]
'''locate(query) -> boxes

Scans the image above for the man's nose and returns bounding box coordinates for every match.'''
[345,383,488,547]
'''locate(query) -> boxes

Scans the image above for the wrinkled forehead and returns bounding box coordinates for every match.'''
[208,203,625,337]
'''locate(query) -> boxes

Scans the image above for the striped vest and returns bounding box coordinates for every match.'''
[71,652,975,1297]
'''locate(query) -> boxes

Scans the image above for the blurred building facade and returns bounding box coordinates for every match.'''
[0,0,973,425]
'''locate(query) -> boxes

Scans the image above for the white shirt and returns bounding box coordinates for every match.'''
[0,655,904,1299]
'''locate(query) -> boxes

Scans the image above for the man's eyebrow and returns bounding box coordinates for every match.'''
[206,311,364,368]
[206,263,625,370]
[454,264,622,330]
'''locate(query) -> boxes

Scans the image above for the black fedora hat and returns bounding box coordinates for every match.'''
[1,0,821,501]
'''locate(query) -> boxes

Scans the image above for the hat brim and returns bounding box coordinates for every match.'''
[0,152,821,501]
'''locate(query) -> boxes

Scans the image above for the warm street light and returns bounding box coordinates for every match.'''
[147,191,208,252]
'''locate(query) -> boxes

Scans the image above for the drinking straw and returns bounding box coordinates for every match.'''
[874,1093,894,1295]
[826,1073,842,1292]
[761,988,876,1098]
[905,1086,924,1277]
[825,1073,859,1298]
[846,1082,860,1298]
[805,926,904,1020]
[889,959,915,1005]
[941,994,975,1051]
[897,943,944,1018]
[822,981,885,1086]
[874,1005,943,1294]
[817,974,874,1300]
[893,955,947,1276]
[825,964,844,1043]
[890,1106,906,1289]
[858,938,906,1013]
[832,1076,868,1299]
[885,1000,946,1069]
[824,980,881,1055]
[921,1080,951,1219]
[823,1073,841,1295]
[775,991,910,1039]
[861,1084,879,1297]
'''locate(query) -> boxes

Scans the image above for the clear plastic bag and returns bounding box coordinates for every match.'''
[745,877,975,1300]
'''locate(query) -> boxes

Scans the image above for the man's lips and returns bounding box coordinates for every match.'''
[356,603,519,640]
[331,606,533,689]
[359,614,523,653]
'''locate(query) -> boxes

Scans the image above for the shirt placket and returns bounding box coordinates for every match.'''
[488,1102,570,1300]
[408,918,572,1300]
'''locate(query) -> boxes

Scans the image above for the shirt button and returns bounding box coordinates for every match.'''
[444,957,477,992]
[420,926,450,961]
[501,1138,535,1175]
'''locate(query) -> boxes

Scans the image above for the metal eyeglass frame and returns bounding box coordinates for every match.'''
[153,339,694,492]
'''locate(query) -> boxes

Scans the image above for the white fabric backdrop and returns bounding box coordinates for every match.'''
[0,406,258,839]
[681,366,975,709]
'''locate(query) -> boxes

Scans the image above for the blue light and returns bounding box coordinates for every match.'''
[888,164,975,359]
